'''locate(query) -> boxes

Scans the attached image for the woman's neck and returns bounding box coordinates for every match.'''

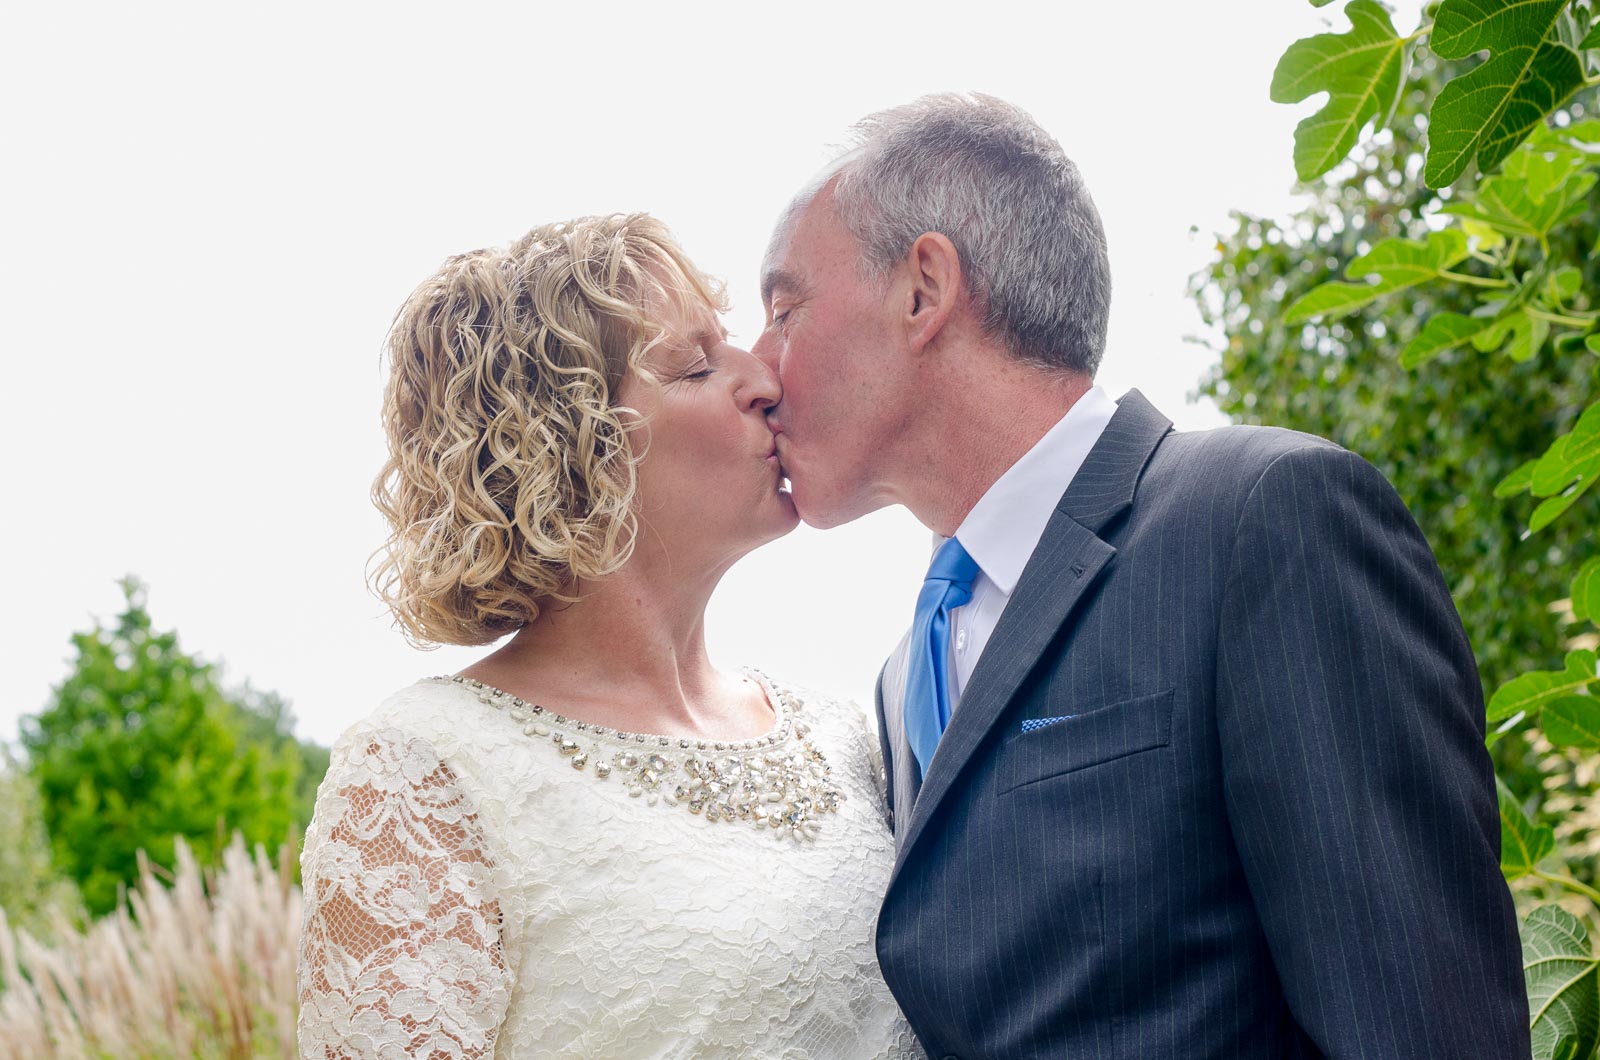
[457,544,771,741]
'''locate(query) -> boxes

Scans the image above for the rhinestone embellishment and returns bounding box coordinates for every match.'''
[432,671,845,841]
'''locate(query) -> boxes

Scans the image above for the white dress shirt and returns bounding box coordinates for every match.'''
[939,385,1119,706]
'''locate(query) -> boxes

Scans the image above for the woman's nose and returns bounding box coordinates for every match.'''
[736,349,782,411]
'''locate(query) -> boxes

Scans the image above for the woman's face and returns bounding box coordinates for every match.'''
[618,292,799,572]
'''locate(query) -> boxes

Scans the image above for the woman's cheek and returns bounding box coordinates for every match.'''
[698,406,740,460]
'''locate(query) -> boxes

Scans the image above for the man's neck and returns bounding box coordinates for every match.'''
[893,362,1092,537]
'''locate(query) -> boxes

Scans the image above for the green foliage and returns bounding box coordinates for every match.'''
[1282,228,1468,322]
[1542,696,1600,747]
[1490,650,1600,723]
[1571,558,1600,621]
[1272,0,1594,187]
[1502,395,1600,532]
[1523,905,1600,1060]
[1270,0,1411,182]
[1426,0,1587,184]
[18,578,323,915]
[228,683,330,831]
[0,747,84,938]
[1438,145,1597,239]
[1236,2,1600,1054]
[1503,776,1559,877]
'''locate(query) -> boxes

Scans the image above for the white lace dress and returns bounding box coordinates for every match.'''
[295,671,918,1059]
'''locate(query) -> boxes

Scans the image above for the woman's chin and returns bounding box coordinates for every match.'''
[762,470,800,532]
[709,492,801,557]
[764,489,802,538]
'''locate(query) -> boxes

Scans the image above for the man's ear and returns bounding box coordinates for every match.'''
[902,231,962,356]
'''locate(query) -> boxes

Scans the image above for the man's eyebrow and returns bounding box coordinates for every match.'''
[760,266,802,307]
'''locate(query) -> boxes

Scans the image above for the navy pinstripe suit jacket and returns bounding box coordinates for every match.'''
[872,390,1528,1059]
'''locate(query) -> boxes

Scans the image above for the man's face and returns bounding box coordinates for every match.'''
[752,189,905,529]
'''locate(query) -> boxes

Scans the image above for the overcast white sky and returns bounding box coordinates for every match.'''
[0,0,1426,747]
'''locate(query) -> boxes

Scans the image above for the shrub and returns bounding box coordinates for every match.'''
[19,578,317,915]
[0,749,84,941]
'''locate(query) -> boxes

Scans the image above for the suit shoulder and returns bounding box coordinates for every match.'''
[1160,422,1346,474]
[1136,423,1376,524]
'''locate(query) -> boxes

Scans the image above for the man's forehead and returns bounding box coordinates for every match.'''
[760,239,809,305]
[759,208,808,304]
[763,190,816,264]
[761,158,854,302]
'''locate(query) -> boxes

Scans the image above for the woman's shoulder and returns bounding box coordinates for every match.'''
[322,677,527,794]
[748,669,877,749]
[331,677,477,750]
[311,678,559,858]
[752,667,851,712]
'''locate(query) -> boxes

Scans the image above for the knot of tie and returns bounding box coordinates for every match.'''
[926,536,980,591]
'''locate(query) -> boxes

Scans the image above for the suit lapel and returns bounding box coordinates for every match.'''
[885,389,1174,890]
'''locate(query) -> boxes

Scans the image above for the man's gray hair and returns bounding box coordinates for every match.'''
[830,93,1111,376]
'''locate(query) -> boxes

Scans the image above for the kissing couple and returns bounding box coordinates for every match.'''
[295,94,1530,1058]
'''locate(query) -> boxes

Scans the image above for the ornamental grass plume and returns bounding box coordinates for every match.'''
[0,834,300,1059]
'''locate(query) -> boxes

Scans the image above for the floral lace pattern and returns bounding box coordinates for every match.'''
[298,727,511,1058]
[297,674,917,1059]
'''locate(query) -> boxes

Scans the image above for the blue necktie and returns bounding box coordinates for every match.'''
[905,536,981,776]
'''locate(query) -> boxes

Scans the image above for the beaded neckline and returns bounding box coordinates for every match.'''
[428,669,844,840]
[431,669,792,752]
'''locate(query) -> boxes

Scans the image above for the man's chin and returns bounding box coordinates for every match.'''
[786,480,860,531]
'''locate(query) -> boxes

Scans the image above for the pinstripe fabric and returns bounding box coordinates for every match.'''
[871,390,1529,1059]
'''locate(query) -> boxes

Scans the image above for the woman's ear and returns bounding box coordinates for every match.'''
[902,231,962,356]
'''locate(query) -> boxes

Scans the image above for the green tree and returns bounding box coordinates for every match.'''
[1198,1,1600,1054]
[0,746,84,939]
[19,578,317,915]
[230,682,330,831]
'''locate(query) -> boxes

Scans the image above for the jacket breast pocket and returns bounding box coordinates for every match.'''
[997,688,1174,795]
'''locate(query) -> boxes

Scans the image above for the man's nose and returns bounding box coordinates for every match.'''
[751,330,780,374]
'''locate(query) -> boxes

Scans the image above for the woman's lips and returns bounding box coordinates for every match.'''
[765,441,791,494]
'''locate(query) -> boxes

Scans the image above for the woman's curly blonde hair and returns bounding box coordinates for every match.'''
[370,214,727,647]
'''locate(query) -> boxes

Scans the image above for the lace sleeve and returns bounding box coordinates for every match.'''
[297,725,511,1059]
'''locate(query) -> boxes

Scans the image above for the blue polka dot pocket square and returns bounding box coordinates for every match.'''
[1019,715,1076,734]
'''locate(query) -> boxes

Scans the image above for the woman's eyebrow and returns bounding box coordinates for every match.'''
[690,326,729,348]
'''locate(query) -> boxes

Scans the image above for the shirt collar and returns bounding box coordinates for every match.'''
[934,385,1119,596]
